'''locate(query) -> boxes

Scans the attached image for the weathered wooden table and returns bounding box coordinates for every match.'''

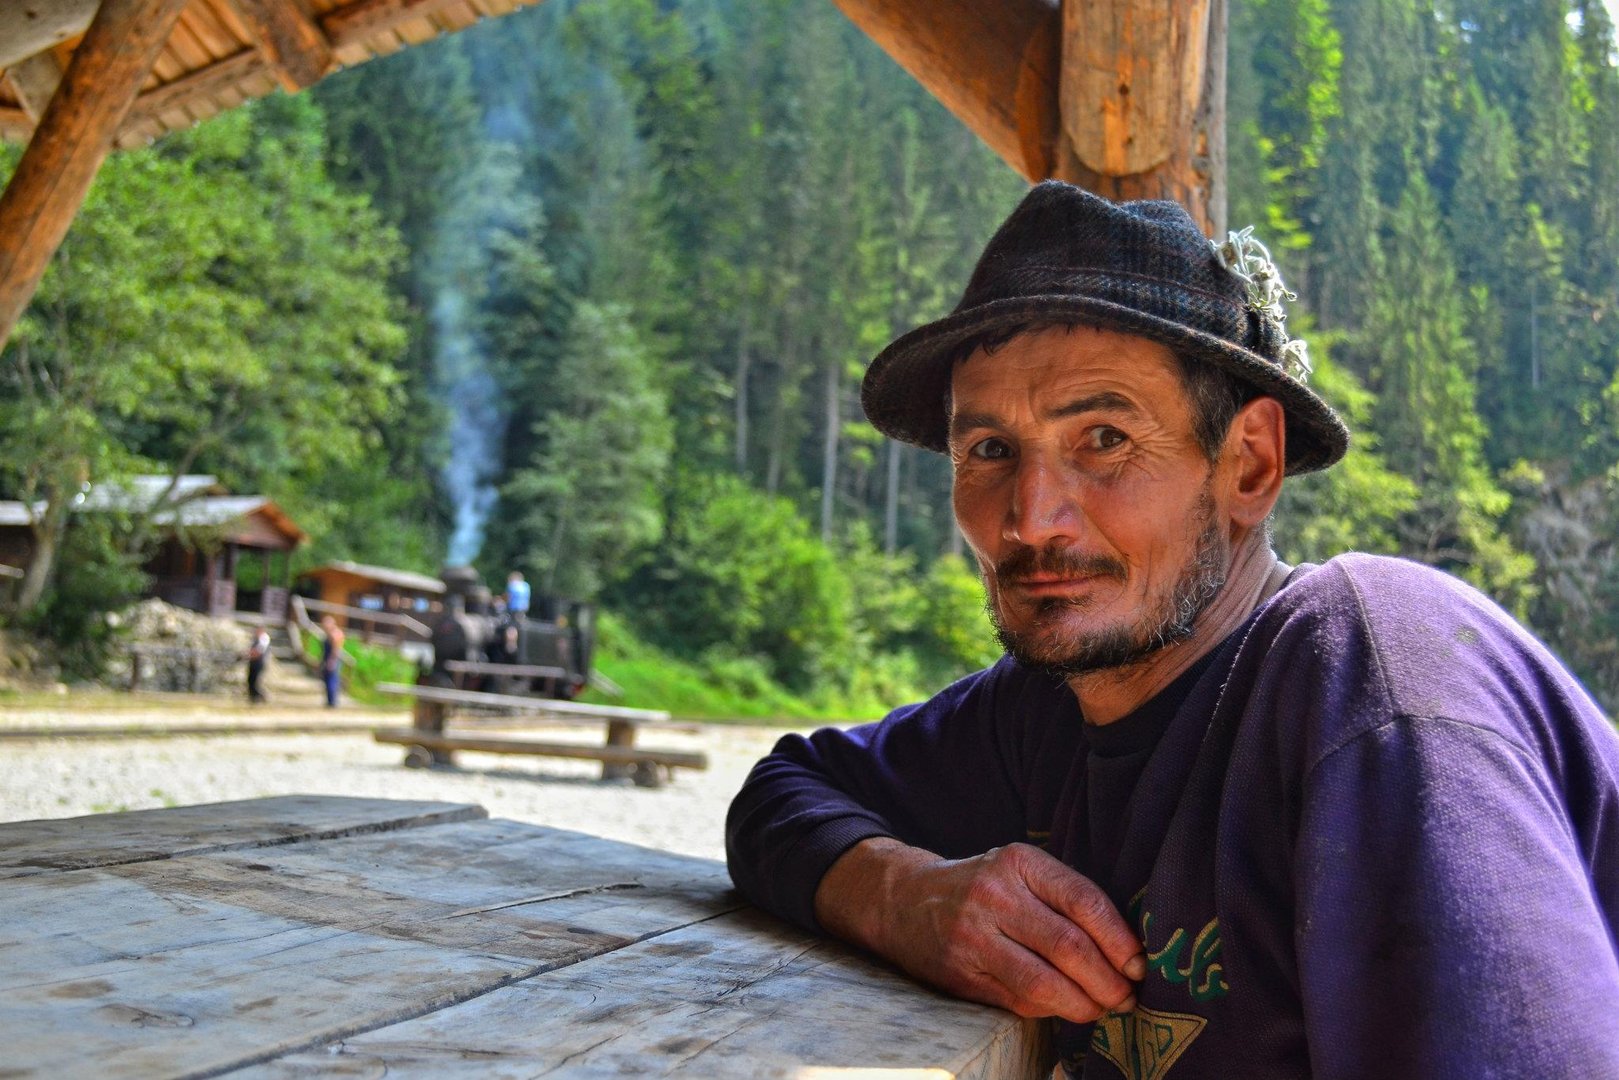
[1,795,1051,1078]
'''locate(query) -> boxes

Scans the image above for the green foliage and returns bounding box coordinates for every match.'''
[0,96,410,622]
[583,611,830,721]
[1273,345,1419,561]
[614,472,856,692]
[24,515,147,680]
[501,301,673,598]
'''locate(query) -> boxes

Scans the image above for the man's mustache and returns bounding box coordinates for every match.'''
[994,545,1128,585]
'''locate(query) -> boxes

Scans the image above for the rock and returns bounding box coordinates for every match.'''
[120,599,252,693]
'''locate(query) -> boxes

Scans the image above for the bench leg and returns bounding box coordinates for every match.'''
[603,719,635,781]
[412,699,455,767]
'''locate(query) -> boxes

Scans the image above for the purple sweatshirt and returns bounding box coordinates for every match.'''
[726,554,1619,1079]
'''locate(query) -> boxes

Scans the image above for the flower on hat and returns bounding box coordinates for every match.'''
[1211,226,1313,383]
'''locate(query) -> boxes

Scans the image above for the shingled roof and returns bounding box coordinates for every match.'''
[0,0,545,148]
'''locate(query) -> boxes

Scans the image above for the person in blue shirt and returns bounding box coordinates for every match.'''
[506,571,531,617]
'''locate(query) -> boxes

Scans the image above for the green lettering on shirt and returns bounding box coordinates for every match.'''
[1128,889,1229,1003]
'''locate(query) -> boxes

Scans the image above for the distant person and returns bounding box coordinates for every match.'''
[245,627,270,704]
[319,615,345,708]
[506,571,531,618]
[489,623,522,666]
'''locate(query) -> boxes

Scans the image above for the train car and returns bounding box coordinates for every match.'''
[425,566,595,699]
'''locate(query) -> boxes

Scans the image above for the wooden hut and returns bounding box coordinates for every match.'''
[0,474,306,620]
[297,560,446,625]
[0,0,1227,356]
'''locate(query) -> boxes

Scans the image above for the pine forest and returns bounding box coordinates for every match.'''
[3,0,1619,717]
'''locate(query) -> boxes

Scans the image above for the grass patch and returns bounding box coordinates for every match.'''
[578,612,879,725]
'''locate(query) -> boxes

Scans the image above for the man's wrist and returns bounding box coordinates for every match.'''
[813,835,939,953]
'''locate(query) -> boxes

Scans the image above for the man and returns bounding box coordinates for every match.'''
[245,626,270,704]
[726,182,1619,1079]
[506,570,531,618]
[319,614,344,708]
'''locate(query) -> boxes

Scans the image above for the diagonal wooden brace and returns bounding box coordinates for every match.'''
[0,0,191,354]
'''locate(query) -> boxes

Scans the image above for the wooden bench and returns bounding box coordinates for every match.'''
[376,682,707,788]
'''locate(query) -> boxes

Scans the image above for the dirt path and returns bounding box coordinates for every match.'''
[0,696,814,862]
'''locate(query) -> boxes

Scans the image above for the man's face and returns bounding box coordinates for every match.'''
[949,325,1232,677]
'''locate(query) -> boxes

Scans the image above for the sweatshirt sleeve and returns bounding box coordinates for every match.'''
[1293,713,1619,1080]
[725,660,1035,932]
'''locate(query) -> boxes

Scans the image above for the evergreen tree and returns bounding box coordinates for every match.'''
[1365,177,1533,607]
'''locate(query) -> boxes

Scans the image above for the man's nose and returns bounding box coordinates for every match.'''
[1004,458,1085,547]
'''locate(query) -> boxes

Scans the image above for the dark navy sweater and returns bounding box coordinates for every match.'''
[726,554,1619,1079]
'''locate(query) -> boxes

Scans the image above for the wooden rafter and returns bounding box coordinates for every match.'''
[323,0,481,47]
[223,0,333,91]
[0,0,192,352]
[0,0,515,148]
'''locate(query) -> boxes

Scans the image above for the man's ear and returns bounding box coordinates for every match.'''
[1222,396,1286,529]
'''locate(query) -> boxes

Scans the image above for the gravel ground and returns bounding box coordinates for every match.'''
[0,699,814,862]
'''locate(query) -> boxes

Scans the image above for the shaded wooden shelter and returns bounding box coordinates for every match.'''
[297,560,446,623]
[0,0,1226,354]
[0,474,307,619]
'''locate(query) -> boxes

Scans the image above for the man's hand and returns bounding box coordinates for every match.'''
[814,837,1145,1023]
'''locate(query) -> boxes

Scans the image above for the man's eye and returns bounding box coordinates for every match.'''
[969,437,1013,460]
[1088,426,1128,451]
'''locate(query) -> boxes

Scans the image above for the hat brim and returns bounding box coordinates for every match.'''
[861,294,1350,475]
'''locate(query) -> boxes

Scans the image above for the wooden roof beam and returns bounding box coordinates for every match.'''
[830,0,1062,182]
[322,0,483,48]
[833,0,1224,233]
[0,0,192,354]
[223,0,333,91]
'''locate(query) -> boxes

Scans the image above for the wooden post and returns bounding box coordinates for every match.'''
[412,698,454,767]
[0,0,191,355]
[603,719,636,782]
[831,0,1224,233]
[1053,0,1225,233]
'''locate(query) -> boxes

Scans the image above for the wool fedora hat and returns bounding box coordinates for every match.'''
[860,181,1349,474]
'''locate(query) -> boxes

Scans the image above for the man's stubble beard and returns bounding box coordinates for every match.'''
[986,486,1229,679]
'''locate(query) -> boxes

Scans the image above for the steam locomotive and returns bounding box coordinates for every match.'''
[425,566,595,699]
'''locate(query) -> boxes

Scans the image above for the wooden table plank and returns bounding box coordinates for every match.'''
[0,795,485,878]
[246,907,1052,1079]
[1,819,743,1078]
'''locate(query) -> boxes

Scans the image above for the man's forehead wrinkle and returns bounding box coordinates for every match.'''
[1046,391,1141,422]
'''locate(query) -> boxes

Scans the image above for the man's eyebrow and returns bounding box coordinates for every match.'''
[948,411,1000,442]
[948,392,1141,442]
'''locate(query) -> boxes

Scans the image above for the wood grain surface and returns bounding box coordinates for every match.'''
[0,794,485,878]
[1,798,1049,1078]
